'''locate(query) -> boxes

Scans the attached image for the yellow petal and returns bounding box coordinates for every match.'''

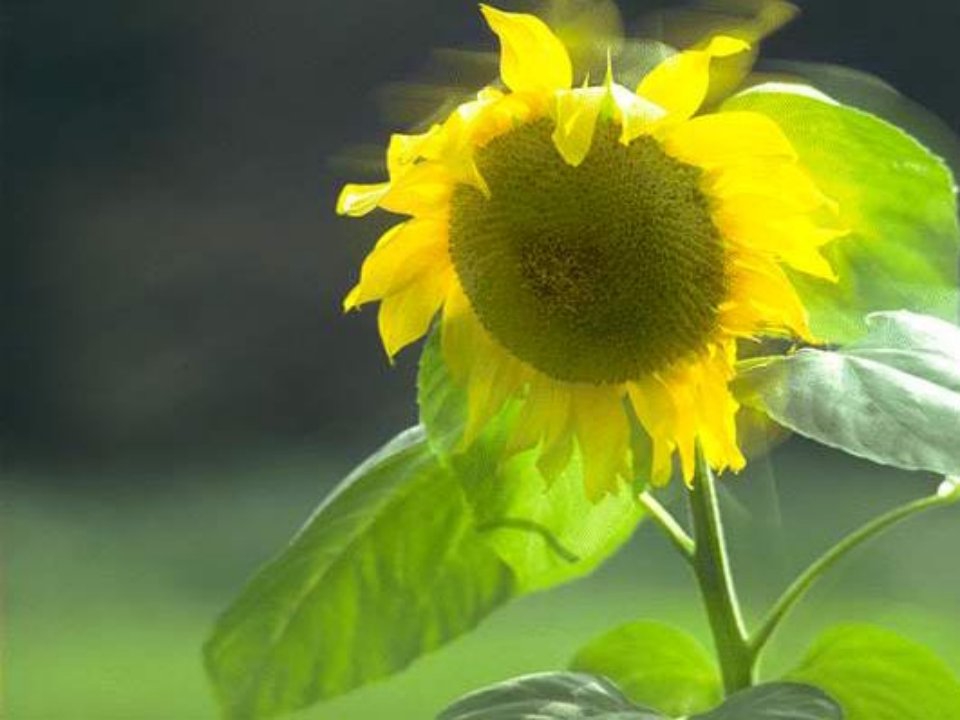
[663,111,797,168]
[377,267,451,359]
[661,374,699,483]
[386,126,442,175]
[636,35,749,123]
[345,219,450,309]
[437,284,529,447]
[572,386,631,500]
[551,86,605,166]
[480,5,573,94]
[608,83,666,144]
[722,255,812,339]
[463,354,527,447]
[537,431,575,485]
[336,182,390,217]
[693,347,745,474]
[379,163,454,216]
[626,379,677,486]
[509,375,573,455]
[441,281,484,382]
[717,198,842,280]
[706,159,833,213]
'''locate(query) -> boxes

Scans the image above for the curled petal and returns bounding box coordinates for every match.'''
[551,86,607,166]
[608,83,666,143]
[480,5,573,94]
[336,182,390,217]
[637,35,749,123]
[386,126,443,175]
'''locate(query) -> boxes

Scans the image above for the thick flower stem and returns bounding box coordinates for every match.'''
[688,448,753,695]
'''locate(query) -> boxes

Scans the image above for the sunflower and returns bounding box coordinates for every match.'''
[337,5,843,498]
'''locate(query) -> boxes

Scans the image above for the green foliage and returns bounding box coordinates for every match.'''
[204,428,515,719]
[437,673,840,720]
[788,624,960,720]
[569,621,722,716]
[418,330,644,592]
[692,683,841,720]
[436,672,662,720]
[722,89,960,343]
[736,311,960,476]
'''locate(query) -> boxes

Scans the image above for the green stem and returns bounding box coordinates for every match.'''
[639,491,695,563]
[748,476,960,660]
[688,448,753,695]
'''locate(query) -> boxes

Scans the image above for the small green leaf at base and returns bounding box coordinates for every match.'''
[693,683,842,720]
[569,621,722,716]
[204,427,515,720]
[787,624,960,720]
[436,672,665,720]
[735,311,960,476]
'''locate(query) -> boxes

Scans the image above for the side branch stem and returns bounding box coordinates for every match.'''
[748,477,960,659]
[639,491,695,563]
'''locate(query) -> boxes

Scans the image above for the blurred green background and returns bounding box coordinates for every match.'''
[4,0,959,717]
[6,441,959,718]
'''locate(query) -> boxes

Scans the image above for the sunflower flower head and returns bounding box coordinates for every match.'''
[337,5,844,498]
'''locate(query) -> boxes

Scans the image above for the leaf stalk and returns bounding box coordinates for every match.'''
[747,476,960,659]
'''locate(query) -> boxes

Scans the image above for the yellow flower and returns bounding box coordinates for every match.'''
[337,5,843,498]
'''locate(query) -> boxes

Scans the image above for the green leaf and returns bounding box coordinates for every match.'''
[787,624,960,720]
[755,61,960,171]
[735,311,960,476]
[204,427,515,719]
[418,329,472,459]
[569,621,722,716]
[693,683,842,720]
[436,672,665,720]
[418,330,644,593]
[722,89,960,343]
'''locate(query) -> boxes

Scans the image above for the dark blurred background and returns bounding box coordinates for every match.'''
[3,1,959,718]
[4,0,959,472]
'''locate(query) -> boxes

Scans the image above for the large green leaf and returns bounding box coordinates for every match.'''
[436,672,665,720]
[418,330,644,592]
[755,60,960,171]
[569,621,722,716]
[735,311,960,476]
[722,89,959,343]
[437,674,840,720]
[204,427,515,719]
[788,624,960,720]
[694,683,841,720]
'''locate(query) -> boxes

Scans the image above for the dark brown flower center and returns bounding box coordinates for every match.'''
[449,117,726,384]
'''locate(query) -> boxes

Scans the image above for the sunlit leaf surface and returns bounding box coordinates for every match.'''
[437,674,840,720]
[788,624,960,720]
[570,620,722,716]
[436,672,664,720]
[693,683,841,720]
[418,331,644,592]
[736,311,960,476]
[204,428,514,719]
[723,90,959,343]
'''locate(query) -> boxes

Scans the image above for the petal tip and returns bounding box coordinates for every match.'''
[705,35,751,58]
